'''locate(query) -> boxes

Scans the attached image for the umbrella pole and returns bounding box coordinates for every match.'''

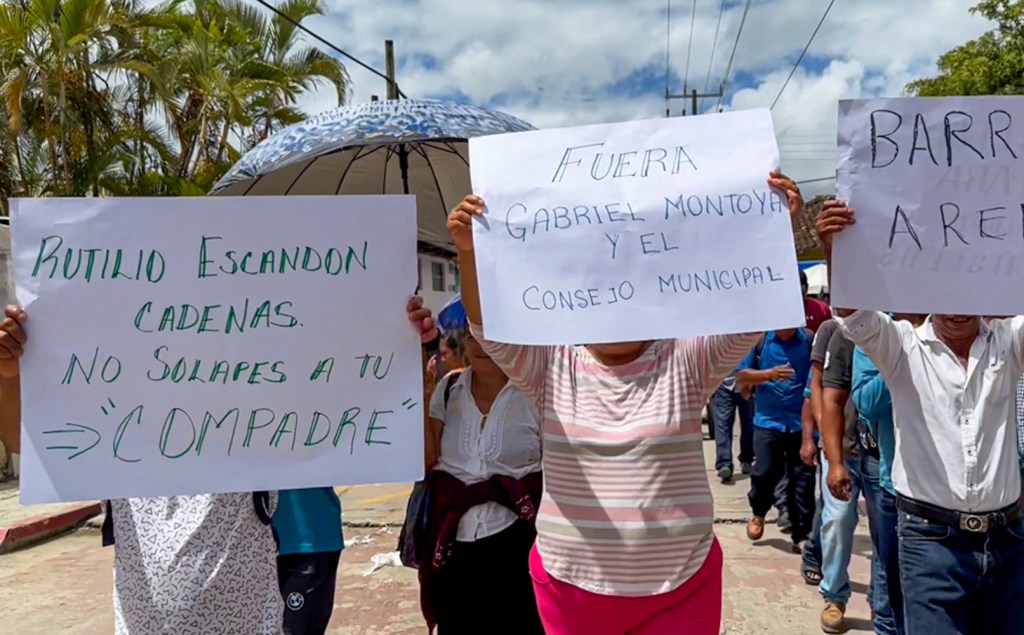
[399,144,410,194]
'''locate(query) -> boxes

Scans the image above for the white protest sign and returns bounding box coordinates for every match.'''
[835,96,1024,314]
[469,109,804,344]
[11,196,423,504]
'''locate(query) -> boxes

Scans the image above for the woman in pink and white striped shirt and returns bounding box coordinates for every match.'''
[446,172,804,635]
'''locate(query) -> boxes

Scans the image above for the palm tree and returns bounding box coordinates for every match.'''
[0,0,350,200]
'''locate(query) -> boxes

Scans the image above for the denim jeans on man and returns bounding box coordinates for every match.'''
[818,452,865,605]
[899,512,1024,634]
[711,384,754,471]
[859,451,894,632]
[874,488,902,634]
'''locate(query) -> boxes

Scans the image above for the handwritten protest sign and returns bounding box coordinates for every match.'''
[468,109,804,344]
[834,96,1024,314]
[11,196,422,504]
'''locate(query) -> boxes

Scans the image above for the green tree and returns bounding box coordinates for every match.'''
[0,0,349,203]
[907,0,1024,96]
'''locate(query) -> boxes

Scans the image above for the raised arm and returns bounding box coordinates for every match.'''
[447,197,552,402]
[448,196,484,326]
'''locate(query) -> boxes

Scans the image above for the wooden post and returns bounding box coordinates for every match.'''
[385,39,398,100]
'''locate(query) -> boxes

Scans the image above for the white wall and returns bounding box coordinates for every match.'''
[418,252,458,315]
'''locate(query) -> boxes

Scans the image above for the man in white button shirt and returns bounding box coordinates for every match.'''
[816,200,1024,635]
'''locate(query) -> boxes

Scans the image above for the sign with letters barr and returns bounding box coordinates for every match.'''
[468,109,805,345]
[11,196,423,504]
[834,96,1024,315]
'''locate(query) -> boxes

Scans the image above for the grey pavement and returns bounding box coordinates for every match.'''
[0,437,874,634]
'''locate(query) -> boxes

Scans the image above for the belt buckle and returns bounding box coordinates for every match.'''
[959,514,989,533]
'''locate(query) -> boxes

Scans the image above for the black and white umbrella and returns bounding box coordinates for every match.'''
[210,99,535,251]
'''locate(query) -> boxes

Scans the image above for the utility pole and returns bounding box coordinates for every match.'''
[665,87,723,116]
[384,39,399,100]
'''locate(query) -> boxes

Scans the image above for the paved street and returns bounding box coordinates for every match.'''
[0,440,873,634]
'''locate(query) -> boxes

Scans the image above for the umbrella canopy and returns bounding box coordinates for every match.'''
[210,99,535,251]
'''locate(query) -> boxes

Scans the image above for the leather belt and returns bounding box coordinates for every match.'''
[897,496,1022,533]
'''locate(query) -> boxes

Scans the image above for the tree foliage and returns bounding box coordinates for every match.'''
[907,0,1024,97]
[0,0,349,206]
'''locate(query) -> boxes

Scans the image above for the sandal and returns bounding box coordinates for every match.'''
[802,567,822,586]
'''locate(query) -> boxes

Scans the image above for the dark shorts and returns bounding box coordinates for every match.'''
[277,550,342,635]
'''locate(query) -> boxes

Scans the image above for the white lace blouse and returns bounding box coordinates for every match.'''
[429,368,542,542]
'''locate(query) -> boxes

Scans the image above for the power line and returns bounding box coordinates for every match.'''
[703,0,727,94]
[682,0,697,93]
[716,0,753,111]
[796,176,836,185]
[770,0,836,111]
[251,0,408,98]
[665,0,672,115]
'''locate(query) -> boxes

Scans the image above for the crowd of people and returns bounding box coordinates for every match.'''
[1,171,1023,635]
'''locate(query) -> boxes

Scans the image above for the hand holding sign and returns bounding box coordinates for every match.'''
[0,305,26,378]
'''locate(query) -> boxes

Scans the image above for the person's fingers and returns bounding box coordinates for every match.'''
[5,305,27,323]
[2,315,27,345]
[408,307,432,324]
[453,198,484,216]
[447,210,475,227]
[0,334,23,359]
[406,295,424,313]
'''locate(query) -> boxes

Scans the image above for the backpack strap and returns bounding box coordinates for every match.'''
[443,370,463,410]
[253,491,272,526]
[100,500,115,547]
[752,333,767,370]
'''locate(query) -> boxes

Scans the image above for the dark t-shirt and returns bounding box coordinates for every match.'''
[804,297,833,333]
[811,319,838,366]
[822,332,858,456]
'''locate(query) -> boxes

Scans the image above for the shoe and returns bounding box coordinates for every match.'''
[746,516,765,541]
[740,461,753,475]
[792,541,805,555]
[820,602,847,634]
[718,466,733,482]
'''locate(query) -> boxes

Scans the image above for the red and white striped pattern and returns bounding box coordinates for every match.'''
[471,325,759,596]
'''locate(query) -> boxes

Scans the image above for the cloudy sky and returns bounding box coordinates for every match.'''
[296,0,992,197]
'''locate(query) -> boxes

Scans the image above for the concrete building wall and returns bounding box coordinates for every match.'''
[417,252,458,316]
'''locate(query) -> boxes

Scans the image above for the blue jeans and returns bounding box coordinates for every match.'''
[710,385,754,470]
[874,488,903,634]
[859,453,895,633]
[818,452,861,604]
[898,510,1024,634]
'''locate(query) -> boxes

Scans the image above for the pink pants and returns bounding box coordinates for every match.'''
[529,538,723,635]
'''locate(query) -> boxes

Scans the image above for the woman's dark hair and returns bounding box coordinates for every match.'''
[440,328,467,360]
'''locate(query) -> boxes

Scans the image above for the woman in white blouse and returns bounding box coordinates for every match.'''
[421,328,544,635]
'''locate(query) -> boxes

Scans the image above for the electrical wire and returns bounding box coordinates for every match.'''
[703,0,727,94]
[664,0,672,114]
[796,176,836,185]
[716,0,753,111]
[682,0,697,94]
[252,0,408,98]
[770,0,837,111]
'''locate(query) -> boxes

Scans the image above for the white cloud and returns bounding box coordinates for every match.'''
[293,0,993,195]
